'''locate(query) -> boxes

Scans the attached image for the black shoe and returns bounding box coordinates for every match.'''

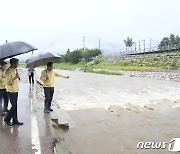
[3,109,9,113]
[13,121,24,125]
[4,120,13,127]
[0,113,5,116]
[48,108,53,112]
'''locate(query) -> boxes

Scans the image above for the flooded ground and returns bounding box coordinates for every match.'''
[1,68,180,154]
[35,68,180,154]
[36,68,180,110]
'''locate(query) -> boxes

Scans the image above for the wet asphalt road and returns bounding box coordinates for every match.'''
[0,70,56,154]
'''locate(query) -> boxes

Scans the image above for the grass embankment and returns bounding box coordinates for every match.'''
[53,61,86,70]
[32,50,180,75]
[52,58,159,74]
[84,69,123,75]
[54,63,156,72]
[93,51,180,71]
[53,62,122,75]
[92,56,156,71]
[94,65,156,71]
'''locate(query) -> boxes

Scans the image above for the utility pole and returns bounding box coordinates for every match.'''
[83,36,85,49]
[134,42,137,54]
[142,39,146,53]
[132,43,134,54]
[150,38,152,52]
[139,41,141,54]
[99,38,101,50]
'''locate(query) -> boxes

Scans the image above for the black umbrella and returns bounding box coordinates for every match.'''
[26,52,61,68]
[0,41,37,59]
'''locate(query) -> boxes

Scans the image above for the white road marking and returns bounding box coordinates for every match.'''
[31,99,42,154]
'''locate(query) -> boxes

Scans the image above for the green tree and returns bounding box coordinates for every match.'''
[124,37,134,53]
[69,49,82,64]
[91,48,102,57]
[175,35,180,44]
[81,48,91,60]
[63,49,71,63]
[82,48,102,61]
[67,48,70,54]
[169,34,176,46]
[158,37,170,50]
[158,34,180,50]
[61,48,102,63]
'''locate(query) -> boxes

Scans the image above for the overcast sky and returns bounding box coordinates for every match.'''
[0,0,180,59]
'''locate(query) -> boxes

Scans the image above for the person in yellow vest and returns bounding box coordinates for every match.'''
[40,62,69,113]
[0,61,9,116]
[4,58,23,126]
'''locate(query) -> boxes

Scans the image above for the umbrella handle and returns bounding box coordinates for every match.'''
[16,69,20,80]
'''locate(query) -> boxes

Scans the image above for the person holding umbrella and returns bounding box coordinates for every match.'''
[28,67,35,84]
[0,41,37,125]
[4,58,23,126]
[40,62,69,113]
[0,61,9,116]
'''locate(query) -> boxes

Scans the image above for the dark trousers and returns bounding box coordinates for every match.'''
[5,92,18,123]
[44,87,54,110]
[0,89,9,112]
[29,73,34,84]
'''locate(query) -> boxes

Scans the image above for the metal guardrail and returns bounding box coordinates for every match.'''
[104,44,180,57]
[126,44,180,55]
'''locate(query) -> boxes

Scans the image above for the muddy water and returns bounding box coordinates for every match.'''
[36,68,180,110]
[35,68,180,154]
[53,106,180,154]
